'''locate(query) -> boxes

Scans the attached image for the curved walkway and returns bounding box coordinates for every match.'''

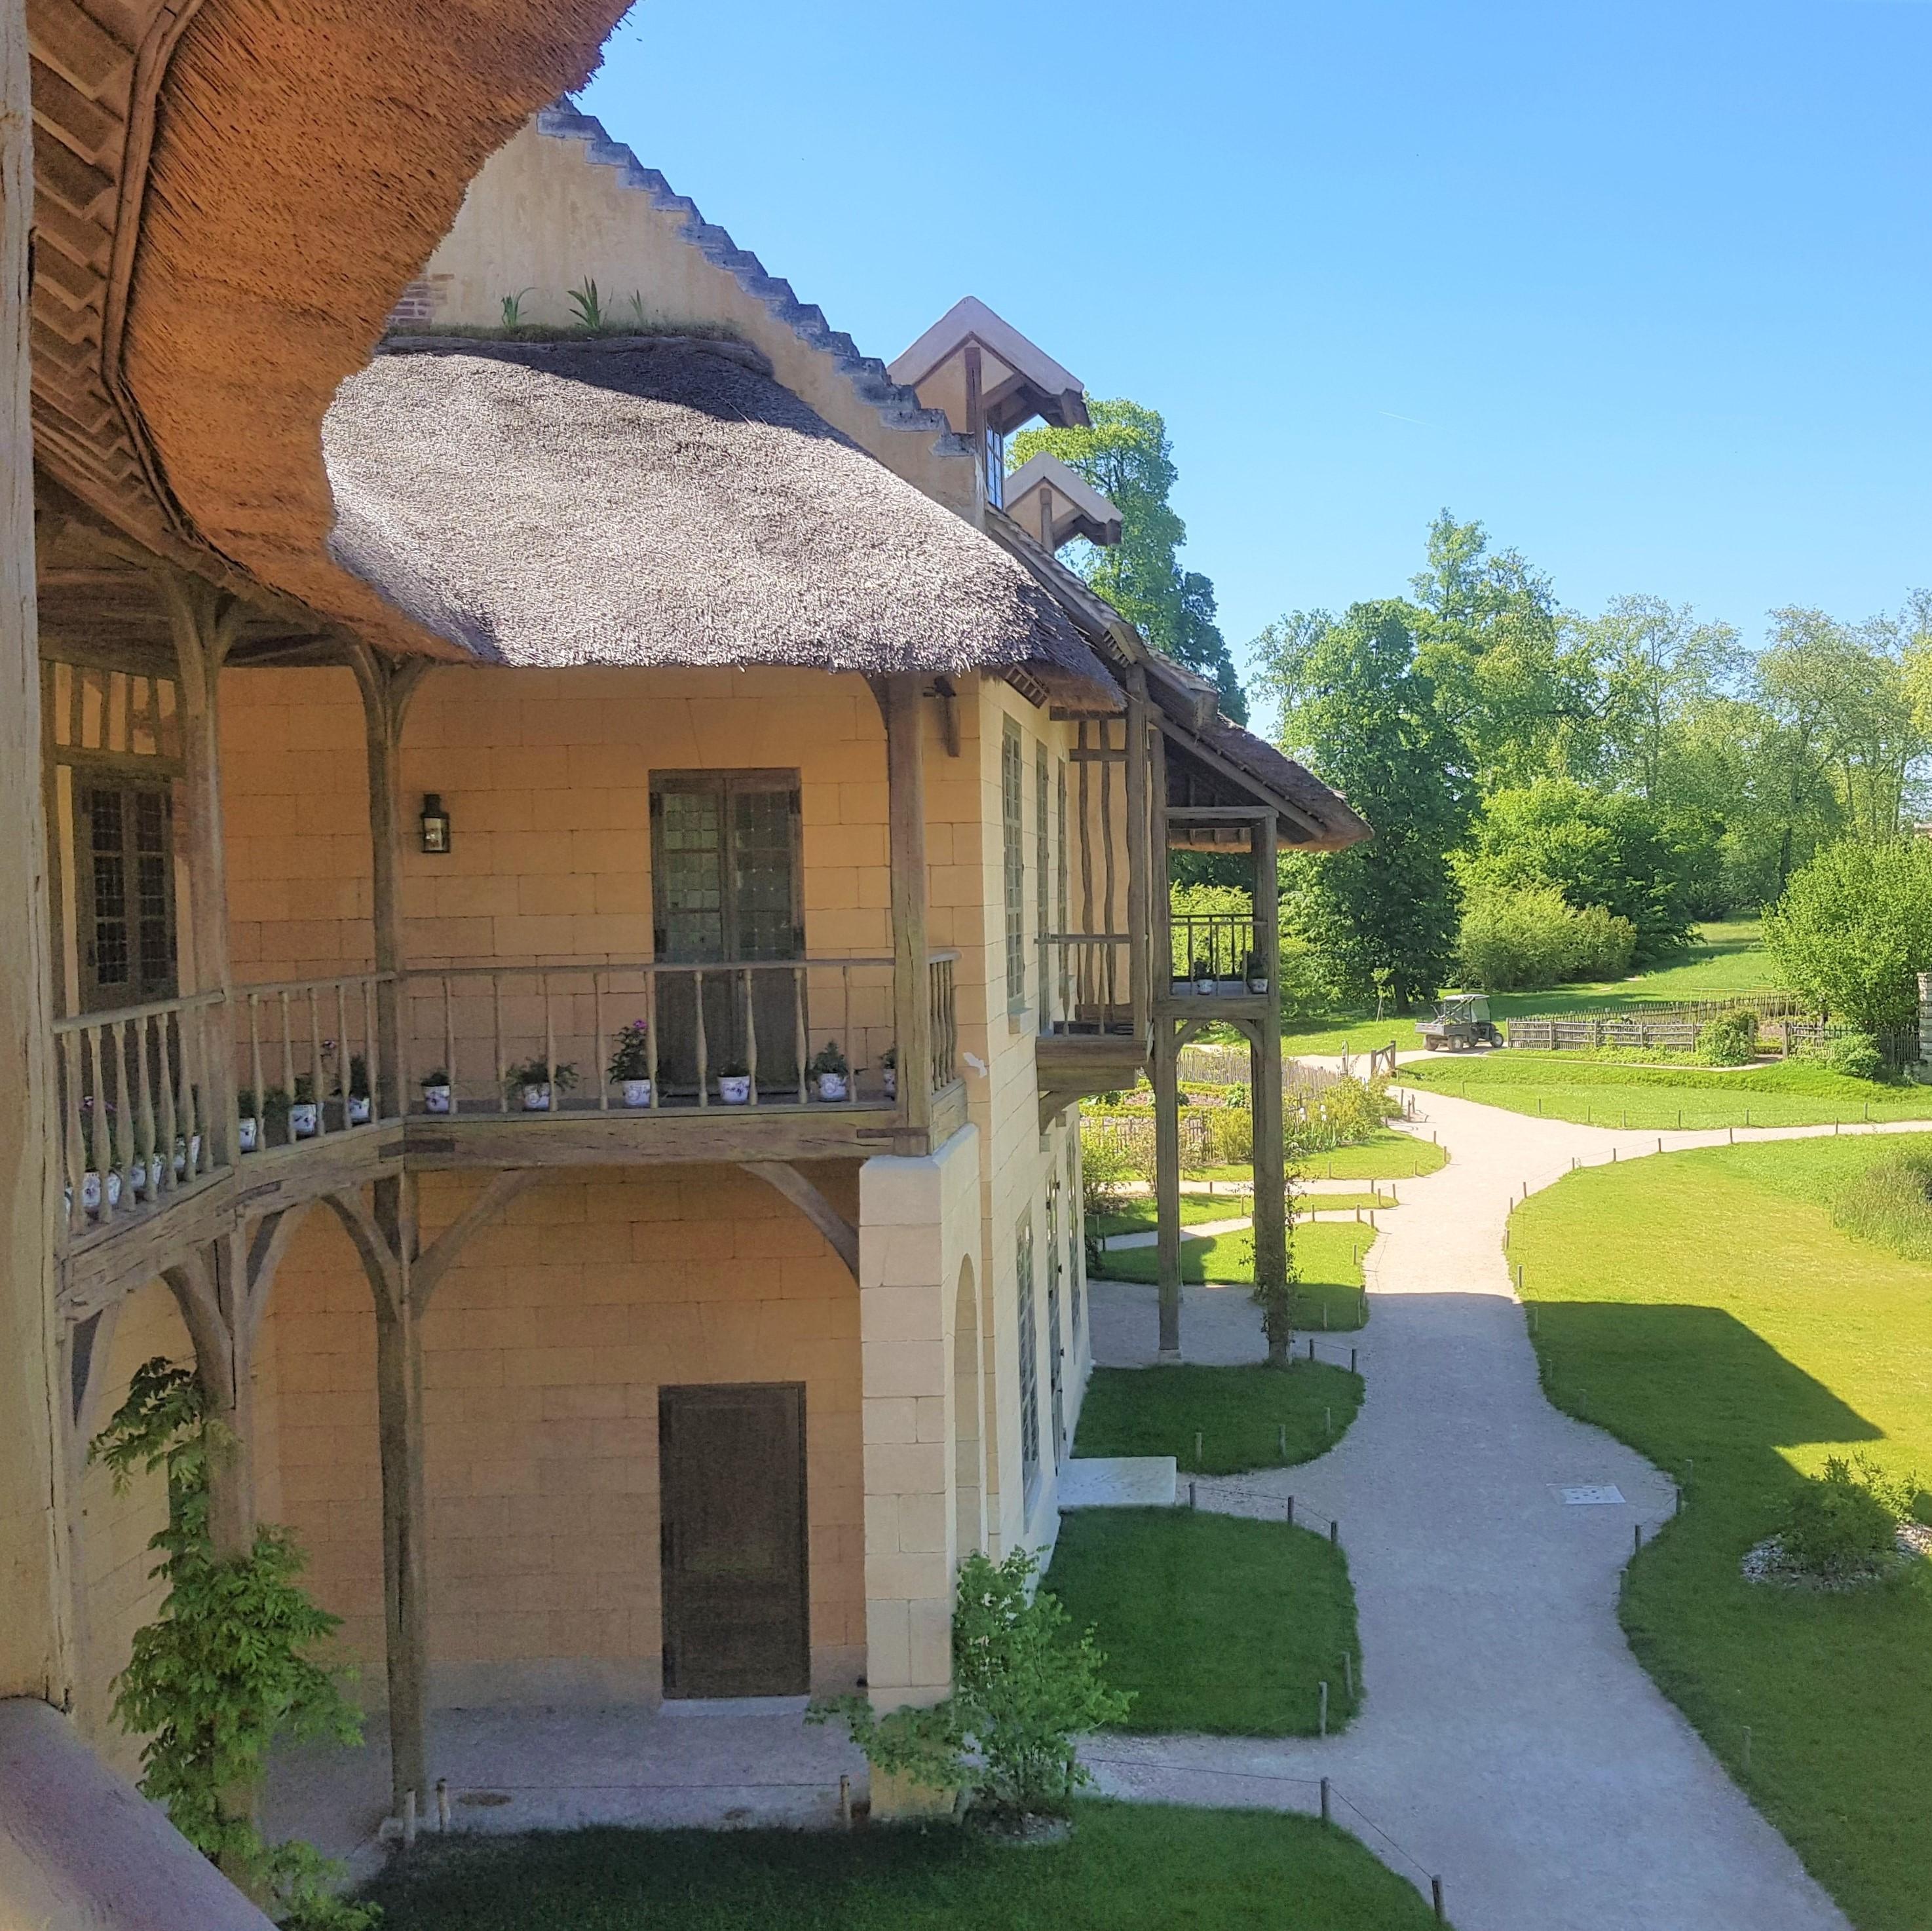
[1080,1089,1927,1930]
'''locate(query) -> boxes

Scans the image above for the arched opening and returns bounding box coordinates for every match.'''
[953,1255,983,1564]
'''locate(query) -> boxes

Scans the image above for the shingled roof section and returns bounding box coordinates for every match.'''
[322,337,1118,696]
[534,107,970,463]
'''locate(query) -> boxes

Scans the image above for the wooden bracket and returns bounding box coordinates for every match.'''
[740,1161,859,1281]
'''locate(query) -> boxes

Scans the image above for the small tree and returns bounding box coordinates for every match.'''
[812,1548,1130,1821]
[1764,838,1932,1033]
[91,1359,377,1930]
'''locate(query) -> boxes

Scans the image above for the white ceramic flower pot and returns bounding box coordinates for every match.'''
[291,1102,319,1139]
[81,1171,102,1216]
[173,1134,200,1176]
[423,1085,452,1114]
[882,1068,897,1100]
[238,1115,259,1153]
[1195,979,1215,996]
[347,1095,372,1125]
[130,1154,162,1198]
[622,1078,653,1108]
[717,1075,751,1105]
[814,1072,848,1102]
[521,1083,552,1112]
[1247,977,1269,996]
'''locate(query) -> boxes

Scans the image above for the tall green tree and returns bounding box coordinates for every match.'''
[1010,400,1247,721]
[1253,601,1471,1007]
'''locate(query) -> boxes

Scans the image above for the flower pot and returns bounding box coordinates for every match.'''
[238,1115,259,1153]
[621,1078,653,1108]
[81,1172,102,1217]
[291,1102,319,1139]
[422,1084,452,1114]
[129,1153,162,1198]
[347,1095,372,1126]
[1194,978,1215,996]
[814,1072,848,1102]
[1247,977,1270,996]
[173,1134,200,1176]
[717,1074,751,1106]
[882,1068,898,1100]
[520,1082,552,1112]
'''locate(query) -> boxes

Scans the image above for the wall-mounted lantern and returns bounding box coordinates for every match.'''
[419,793,451,854]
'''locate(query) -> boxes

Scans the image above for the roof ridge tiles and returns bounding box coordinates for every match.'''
[535,107,966,457]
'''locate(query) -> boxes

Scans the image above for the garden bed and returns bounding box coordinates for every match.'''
[1074,1362,1363,1474]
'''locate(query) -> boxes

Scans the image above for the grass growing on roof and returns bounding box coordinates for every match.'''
[1046,1510,1360,1736]
[1401,1051,1932,1130]
[1074,1362,1363,1474]
[1509,1134,1932,1930]
[359,1803,1439,1931]
[1088,1222,1371,1330]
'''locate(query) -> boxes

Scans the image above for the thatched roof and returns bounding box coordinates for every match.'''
[29,0,630,594]
[320,337,1118,693]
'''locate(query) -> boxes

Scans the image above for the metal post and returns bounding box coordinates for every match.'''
[1319,1776,1331,1824]
[1318,1681,1328,1737]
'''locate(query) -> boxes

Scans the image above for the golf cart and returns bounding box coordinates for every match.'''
[1420,993,1500,1051]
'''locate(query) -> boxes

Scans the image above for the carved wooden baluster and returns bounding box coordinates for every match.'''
[156,1007,180,1190]
[744,967,759,1106]
[793,966,808,1105]
[131,1009,158,1199]
[362,976,381,1119]
[248,993,265,1148]
[491,973,506,1115]
[542,970,557,1112]
[335,981,352,1123]
[694,970,708,1108]
[307,985,327,1136]
[442,975,455,1115]
[85,1028,114,1222]
[112,1020,137,1203]
[60,1032,85,1234]
[278,990,295,1144]
[594,971,609,1112]
[645,967,659,1110]
[843,966,854,1106]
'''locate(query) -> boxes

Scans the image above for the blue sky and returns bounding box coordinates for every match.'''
[580,1,1932,692]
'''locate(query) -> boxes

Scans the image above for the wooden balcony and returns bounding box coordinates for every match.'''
[1162,909,1276,1016]
[52,955,964,1305]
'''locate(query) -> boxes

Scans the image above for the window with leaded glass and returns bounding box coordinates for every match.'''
[1002,721,1025,1011]
[79,782,176,1011]
[1015,1211,1040,1501]
[1036,744,1049,1019]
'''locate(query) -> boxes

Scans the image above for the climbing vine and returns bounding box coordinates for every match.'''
[90,1357,379,1930]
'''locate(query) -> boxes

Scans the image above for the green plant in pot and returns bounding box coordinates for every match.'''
[880,1044,898,1100]
[808,1040,850,1102]
[1244,949,1269,994]
[343,1054,372,1125]
[505,1059,577,1112]
[289,1075,318,1140]
[606,1021,653,1107]
[715,1055,752,1105]
[1191,954,1215,994]
[236,1088,261,1154]
[419,1066,451,1115]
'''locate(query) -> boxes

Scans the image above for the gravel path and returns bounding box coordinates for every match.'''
[1080,1084,1905,1930]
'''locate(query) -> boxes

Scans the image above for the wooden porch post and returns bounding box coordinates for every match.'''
[370,1176,428,1820]
[1250,816,1288,1364]
[1124,672,1150,1040]
[1152,1016,1183,1363]
[161,577,244,1165]
[348,648,426,1117]
[0,0,73,1702]
[878,674,932,1152]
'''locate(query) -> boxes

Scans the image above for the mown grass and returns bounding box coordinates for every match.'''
[1401,1051,1932,1130]
[1509,1136,1932,1931]
[1281,918,1773,1058]
[1074,1361,1363,1474]
[361,1802,1442,1930]
[1089,1195,1238,1239]
[1089,1221,1371,1330]
[1195,1129,1448,1185]
[1046,1510,1361,1737]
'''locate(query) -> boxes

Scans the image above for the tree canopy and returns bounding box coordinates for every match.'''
[1010,399,1247,721]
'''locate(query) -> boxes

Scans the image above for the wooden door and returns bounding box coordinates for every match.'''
[659,1383,810,1698]
[651,772,801,1091]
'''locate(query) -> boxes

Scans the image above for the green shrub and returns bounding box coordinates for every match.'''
[1783,1455,1918,1579]
[1695,1009,1758,1066]
[1080,1131,1138,1219]
[810,1549,1131,1820]
[1456,884,1636,992]
[1205,1104,1253,1169]
[1825,1031,1883,1080]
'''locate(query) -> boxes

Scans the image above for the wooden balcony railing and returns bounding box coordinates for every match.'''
[927,951,960,1095]
[54,989,226,1237]
[1169,912,1267,991]
[1040,933,1136,1036]
[233,972,400,1148]
[398,958,901,1115]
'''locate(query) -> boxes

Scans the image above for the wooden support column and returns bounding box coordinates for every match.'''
[0,0,71,1702]
[370,1176,428,1820]
[876,674,932,1152]
[1152,1017,1183,1362]
[1250,815,1288,1365]
[161,576,246,1166]
[1124,672,1150,1039]
[348,648,428,1117]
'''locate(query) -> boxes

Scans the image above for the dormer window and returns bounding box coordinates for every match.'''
[985,425,1006,508]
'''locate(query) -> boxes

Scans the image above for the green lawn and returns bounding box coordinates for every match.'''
[1089,1221,1371,1330]
[1074,1362,1363,1474]
[1281,918,1773,1059]
[1403,1051,1932,1131]
[1195,1129,1447,1185]
[360,1804,1443,1930]
[1046,1510,1360,1736]
[1090,1195,1242,1239]
[1509,1136,1932,1931]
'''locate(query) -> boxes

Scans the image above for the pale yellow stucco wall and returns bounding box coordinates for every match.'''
[414,121,981,521]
